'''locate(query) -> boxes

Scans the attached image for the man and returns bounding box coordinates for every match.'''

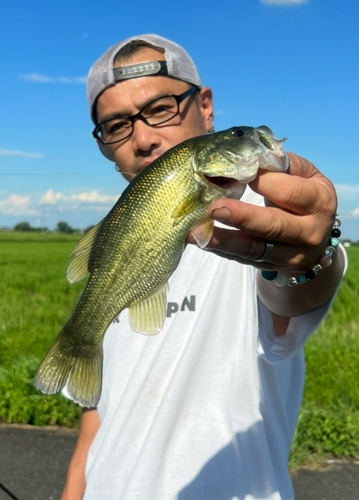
[61,34,346,500]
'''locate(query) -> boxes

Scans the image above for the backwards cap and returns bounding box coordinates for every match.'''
[87,34,202,123]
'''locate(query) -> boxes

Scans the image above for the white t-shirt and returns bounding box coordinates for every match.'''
[83,190,343,500]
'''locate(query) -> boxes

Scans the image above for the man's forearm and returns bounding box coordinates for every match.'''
[61,408,100,500]
[257,246,346,321]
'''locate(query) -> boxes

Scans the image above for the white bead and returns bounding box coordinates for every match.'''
[325,246,335,256]
[333,219,341,228]
[275,274,288,287]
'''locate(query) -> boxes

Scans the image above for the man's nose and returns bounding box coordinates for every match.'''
[132,119,161,152]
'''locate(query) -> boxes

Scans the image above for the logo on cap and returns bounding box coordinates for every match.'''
[113,61,169,82]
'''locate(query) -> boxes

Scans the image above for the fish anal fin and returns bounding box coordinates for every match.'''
[129,284,169,335]
[191,220,214,249]
[67,220,103,283]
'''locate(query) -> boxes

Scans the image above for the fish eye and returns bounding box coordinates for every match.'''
[232,127,245,137]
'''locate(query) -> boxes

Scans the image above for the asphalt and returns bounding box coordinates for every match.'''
[1,424,359,500]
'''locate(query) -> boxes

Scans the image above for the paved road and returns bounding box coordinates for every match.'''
[1,424,359,500]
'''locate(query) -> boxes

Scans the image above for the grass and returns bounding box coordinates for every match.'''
[0,232,83,426]
[1,232,359,467]
[290,245,359,468]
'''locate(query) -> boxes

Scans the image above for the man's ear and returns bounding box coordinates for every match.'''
[97,140,116,161]
[198,87,214,132]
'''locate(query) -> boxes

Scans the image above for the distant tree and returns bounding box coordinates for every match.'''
[56,221,74,234]
[14,221,33,232]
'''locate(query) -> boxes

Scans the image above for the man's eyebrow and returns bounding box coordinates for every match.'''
[97,91,174,124]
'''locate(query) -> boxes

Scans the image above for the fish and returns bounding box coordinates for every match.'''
[34,125,289,407]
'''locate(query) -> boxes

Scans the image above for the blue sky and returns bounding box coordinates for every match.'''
[1,0,358,239]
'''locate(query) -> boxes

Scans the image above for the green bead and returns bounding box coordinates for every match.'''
[330,237,340,247]
[261,270,278,281]
[297,275,307,284]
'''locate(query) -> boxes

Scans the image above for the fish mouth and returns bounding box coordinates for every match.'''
[204,175,237,189]
[204,175,246,199]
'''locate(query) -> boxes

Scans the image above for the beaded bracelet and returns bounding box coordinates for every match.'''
[261,218,341,287]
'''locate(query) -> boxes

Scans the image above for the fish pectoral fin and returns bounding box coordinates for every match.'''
[171,189,204,224]
[67,219,103,283]
[191,220,214,249]
[129,284,169,335]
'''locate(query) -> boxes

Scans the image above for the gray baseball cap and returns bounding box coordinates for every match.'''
[87,34,202,123]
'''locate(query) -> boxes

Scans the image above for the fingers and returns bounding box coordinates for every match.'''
[188,153,338,273]
[190,223,311,270]
[188,226,268,263]
[250,154,337,217]
[206,200,307,245]
[209,154,337,242]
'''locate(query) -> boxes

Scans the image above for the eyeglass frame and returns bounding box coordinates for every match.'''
[92,86,199,145]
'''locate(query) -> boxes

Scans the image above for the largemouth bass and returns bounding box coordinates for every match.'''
[34,126,289,407]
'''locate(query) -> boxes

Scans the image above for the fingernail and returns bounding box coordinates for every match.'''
[210,207,231,222]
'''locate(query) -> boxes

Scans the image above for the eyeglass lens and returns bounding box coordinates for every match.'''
[94,88,197,145]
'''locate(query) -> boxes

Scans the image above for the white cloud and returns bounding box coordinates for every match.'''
[0,194,38,216]
[39,189,118,206]
[71,190,118,204]
[0,148,43,159]
[261,0,308,5]
[19,73,87,84]
[335,184,359,221]
[335,184,359,200]
[0,189,118,227]
[39,190,67,205]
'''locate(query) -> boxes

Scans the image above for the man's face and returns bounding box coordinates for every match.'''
[95,48,213,181]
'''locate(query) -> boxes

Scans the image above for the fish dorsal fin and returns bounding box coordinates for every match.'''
[191,220,214,249]
[67,220,103,283]
[171,189,204,223]
[129,283,169,335]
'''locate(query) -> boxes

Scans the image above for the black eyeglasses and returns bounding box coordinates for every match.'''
[92,87,198,145]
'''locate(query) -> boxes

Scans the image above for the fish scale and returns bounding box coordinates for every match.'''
[34,126,289,407]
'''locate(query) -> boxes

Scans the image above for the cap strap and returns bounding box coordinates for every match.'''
[113,61,169,82]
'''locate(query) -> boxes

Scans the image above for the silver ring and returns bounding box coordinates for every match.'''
[255,241,274,263]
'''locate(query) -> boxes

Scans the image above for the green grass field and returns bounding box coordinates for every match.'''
[290,244,359,467]
[0,232,83,426]
[1,232,358,466]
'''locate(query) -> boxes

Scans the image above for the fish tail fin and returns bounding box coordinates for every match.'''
[34,327,103,408]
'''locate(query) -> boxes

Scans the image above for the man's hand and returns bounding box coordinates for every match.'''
[190,153,337,272]
[189,153,345,321]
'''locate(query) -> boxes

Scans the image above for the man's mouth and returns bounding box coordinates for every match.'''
[139,161,153,170]
[139,156,160,171]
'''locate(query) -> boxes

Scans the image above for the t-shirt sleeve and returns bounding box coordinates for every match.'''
[257,245,348,364]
